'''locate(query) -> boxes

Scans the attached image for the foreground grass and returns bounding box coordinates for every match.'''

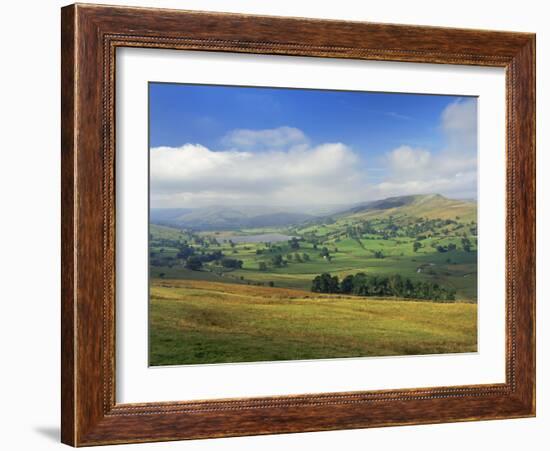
[149,279,477,366]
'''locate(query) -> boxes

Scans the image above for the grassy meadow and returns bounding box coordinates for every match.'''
[149,279,477,365]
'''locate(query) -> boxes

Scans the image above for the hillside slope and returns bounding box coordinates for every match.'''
[338,194,476,222]
[151,205,314,230]
[150,279,477,365]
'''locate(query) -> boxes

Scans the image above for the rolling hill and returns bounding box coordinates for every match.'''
[335,194,476,222]
[150,194,476,231]
[150,205,315,230]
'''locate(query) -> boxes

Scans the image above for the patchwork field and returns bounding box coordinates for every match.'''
[149,279,477,366]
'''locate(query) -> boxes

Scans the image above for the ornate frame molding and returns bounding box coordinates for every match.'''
[62,4,535,446]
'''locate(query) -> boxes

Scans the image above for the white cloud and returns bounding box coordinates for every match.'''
[441,98,477,152]
[381,147,477,198]
[221,126,308,150]
[150,140,363,207]
[386,145,476,181]
[386,146,432,177]
[375,98,478,199]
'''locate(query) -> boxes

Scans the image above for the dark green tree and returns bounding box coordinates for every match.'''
[340,275,355,294]
[221,258,243,269]
[461,237,472,252]
[271,254,285,267]
[185,256,203,271]
[373,250,384,259]
[311,273,340,293]
[289,237,300,250]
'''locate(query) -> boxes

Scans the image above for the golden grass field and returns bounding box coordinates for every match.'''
[149,278,477,366]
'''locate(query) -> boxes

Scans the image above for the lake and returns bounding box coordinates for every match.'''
[230,233,295,243]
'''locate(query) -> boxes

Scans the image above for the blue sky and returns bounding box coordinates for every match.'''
[149,83,477,208]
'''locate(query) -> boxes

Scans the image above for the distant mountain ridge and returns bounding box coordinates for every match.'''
[150,208,193,223]
[150,205,315,230]
[150,194,477,231]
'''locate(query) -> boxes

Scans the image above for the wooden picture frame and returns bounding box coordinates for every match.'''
[61,3,535,446]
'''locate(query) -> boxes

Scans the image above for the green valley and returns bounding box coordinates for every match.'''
[150,194,478,302]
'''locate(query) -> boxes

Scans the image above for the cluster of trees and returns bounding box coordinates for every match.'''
[311,272,456,302]
[345,217,476,244]
[461,237,472,252]
[431,242,457,253]
[271,254,285,268]
[220,257,243,269]
[288,237,301,249]
[260,252,311,270]
[319,246,331,260]
[171,242,245,272]
[184,256,203,271]
[151,244,228,270]
[255,243,285,255]
[184,255,243,271]
[176,243,195,259]
[430,237,473,253]
[287,252,310,263]
[403,218,459,239]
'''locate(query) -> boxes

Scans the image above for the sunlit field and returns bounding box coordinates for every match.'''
[149,279,477,366]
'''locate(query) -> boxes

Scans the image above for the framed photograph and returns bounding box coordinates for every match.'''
[61,3,535,446]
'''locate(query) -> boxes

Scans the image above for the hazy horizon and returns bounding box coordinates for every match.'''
[149,192,477,213]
